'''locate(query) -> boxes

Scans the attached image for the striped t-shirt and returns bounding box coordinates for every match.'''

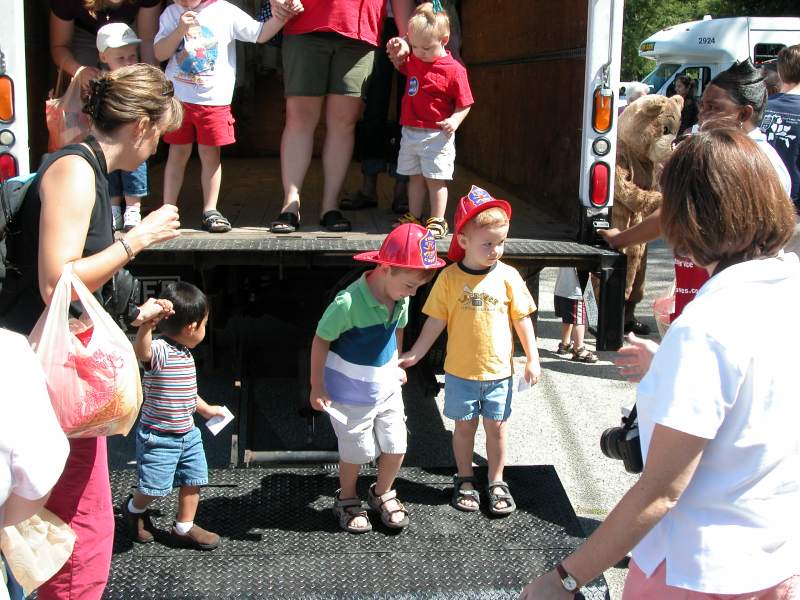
[141,338,197,433]
[316,274,408,406]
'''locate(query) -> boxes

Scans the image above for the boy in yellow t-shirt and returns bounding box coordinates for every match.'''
[400,186,541,515]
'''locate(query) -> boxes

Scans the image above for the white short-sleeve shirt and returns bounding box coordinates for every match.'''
[633,254,800,594]
[155,0,264,105]
[0,329,69,526]
[749,127,792,195]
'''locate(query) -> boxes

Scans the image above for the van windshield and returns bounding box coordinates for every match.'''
[642,63,680,93]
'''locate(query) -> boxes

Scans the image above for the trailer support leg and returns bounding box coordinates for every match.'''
[596,254,626,351]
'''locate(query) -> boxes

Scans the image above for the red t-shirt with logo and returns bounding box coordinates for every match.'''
[672,255,710,322]
[283,0,387,47]
[399,53,474,130]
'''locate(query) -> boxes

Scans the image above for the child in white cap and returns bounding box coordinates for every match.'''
[96,22,147,232]
[310,223,444,533]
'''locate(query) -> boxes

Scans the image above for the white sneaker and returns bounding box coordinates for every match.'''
[123,207,141,232]
[111,205,123,231]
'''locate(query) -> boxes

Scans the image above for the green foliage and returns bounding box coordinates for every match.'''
[622,0,799,81]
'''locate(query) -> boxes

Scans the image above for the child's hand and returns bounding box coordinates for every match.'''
[398,367,407,385]
[436,117,458,135]
[177,11,199,35]
[386,37,409,64]
[286,0,304,14]
[614,333,659,382]
[309,386,331,412]
[523,359,541,386]
[270,0,303,19]
[207,405,227,418]
[398,351,419,369]
[131,298,174,327]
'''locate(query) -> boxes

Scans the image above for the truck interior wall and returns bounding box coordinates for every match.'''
[25,0,52,170]
[458,0,588,228]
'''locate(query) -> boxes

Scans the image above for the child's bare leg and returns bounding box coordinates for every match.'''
[561,323,573,346]
[338,461,368,528]
[407,174,426,219]
[198,144,222,213]
[176,485,200,523]
[572,323,586,349]
[452,418,480,508]
[131,490,156,511]
[163,143,192,205]
[375,452,406,524]
[484,418,509,509]
[124,196,142,211]
[425,178,448,220]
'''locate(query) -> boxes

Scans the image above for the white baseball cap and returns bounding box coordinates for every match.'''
[96,22,142,53]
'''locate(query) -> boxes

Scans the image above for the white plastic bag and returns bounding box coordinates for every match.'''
[45,68,90,152]
[28,264,143,437]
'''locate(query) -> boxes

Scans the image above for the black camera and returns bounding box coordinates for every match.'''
[600,405,643,474]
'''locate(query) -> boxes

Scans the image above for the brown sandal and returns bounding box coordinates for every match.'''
[332,490,372,534]
[572,346,598,363]
[367,484,409,529]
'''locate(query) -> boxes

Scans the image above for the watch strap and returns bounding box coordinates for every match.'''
[555,563,578,593]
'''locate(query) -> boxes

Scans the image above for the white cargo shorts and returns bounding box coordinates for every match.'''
[396,126,456,180]
[329,392,407,464]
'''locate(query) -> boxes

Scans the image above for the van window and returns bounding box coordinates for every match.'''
[642,63,680,94]
[754,43,785,65]
[680,67,711,97]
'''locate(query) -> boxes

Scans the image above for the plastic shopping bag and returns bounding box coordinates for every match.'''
[28,264,143,437]
[0,509,76,597]
[45,69,90,152]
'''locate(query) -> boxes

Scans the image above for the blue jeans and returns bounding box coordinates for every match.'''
[443,373,513,421]
[107,162,148,198]
[135,425,208,496]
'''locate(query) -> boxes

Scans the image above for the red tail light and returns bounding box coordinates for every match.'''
[0,153,18,181]
[589,162,610,207]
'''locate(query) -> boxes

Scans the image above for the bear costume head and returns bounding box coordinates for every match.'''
[619,94,684,167]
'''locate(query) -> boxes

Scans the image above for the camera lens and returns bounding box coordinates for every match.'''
[600,427,624,460]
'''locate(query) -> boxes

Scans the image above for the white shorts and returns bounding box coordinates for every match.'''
[396,126,456,180]
[329,392,407,464]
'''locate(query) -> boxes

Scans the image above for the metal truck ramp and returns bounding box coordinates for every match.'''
[106,466,609,599]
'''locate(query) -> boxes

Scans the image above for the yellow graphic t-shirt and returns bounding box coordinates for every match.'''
[423,261,536,380]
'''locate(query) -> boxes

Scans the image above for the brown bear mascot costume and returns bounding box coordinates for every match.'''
[613,94,683,334]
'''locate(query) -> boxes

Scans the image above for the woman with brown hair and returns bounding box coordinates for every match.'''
[0,63,182,600]
[50,0,162,91]
[520,128,800,598]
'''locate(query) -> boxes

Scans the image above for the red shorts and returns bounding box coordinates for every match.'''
[163,102,236,146]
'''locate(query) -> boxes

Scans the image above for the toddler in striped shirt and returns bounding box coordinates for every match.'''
[121,281,227,551]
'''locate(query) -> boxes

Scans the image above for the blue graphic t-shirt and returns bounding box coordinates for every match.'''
[155,0,264,105]
[761,93,800,204]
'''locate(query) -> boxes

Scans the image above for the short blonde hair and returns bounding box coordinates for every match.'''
[408,2,450,41]
[462,207,510,233]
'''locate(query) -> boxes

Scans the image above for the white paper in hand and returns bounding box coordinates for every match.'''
[515,376,532,394]
[323,404,348,425]
[205,406,235,436]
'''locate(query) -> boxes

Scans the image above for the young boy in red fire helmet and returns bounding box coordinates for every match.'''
[400,186,541,516]
[310,224,445,533]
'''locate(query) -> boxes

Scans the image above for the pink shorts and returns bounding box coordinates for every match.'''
[37,437,114,600]
[163,102,236,146]
[623,559,799,600]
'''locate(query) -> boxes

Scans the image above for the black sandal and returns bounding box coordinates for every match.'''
[340,191,377,210]
[320,210,351,232]
[487,480,516,516]
[270,211,300,234]
[201,210,232,233]
[451,475,480,512]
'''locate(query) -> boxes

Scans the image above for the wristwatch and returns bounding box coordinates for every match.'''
[555,563,579,593]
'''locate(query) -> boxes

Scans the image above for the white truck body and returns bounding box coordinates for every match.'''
[638,16,800,97]
[0,0,30,177]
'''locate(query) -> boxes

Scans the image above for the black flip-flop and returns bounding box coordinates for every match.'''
[270,211,300,234]
[320,210,351,232]
[340,191,378,210]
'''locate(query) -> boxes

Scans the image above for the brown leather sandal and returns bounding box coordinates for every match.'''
[367,484,409,529]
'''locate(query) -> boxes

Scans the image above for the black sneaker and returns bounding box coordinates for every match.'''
[121,495,154,543]
[624,319,652,336]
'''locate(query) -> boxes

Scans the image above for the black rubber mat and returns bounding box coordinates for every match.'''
[107,466,609,599]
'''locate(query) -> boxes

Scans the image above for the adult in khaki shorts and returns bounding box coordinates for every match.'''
[268,0,415,234]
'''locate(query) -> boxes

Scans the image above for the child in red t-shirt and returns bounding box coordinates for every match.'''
[388,2,474,239]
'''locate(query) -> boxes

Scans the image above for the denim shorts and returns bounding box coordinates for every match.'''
[443,373,513,421]
[107,162,148,198]
[135,425,208,496]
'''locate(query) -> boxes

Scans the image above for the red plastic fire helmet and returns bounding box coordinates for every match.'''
[448,185,512,262]
[354,223,446,269]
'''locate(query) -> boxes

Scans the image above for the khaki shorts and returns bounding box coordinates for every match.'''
[397,126,456,180]
[282,32,376,97]
[329,392,407,464]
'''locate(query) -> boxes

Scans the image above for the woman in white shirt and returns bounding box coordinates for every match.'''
[520,128,800,599]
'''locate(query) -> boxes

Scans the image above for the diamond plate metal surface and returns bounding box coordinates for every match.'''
[107,466,609,599]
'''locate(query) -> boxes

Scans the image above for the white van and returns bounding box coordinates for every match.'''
[638,16,800,97]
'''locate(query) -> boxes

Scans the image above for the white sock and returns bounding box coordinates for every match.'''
[127,498,146,514]
[174,520,193,535]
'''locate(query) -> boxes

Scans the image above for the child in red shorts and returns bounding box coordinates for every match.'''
[154,0,301,232]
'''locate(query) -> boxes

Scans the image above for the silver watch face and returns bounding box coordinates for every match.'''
[563,575,578,592]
